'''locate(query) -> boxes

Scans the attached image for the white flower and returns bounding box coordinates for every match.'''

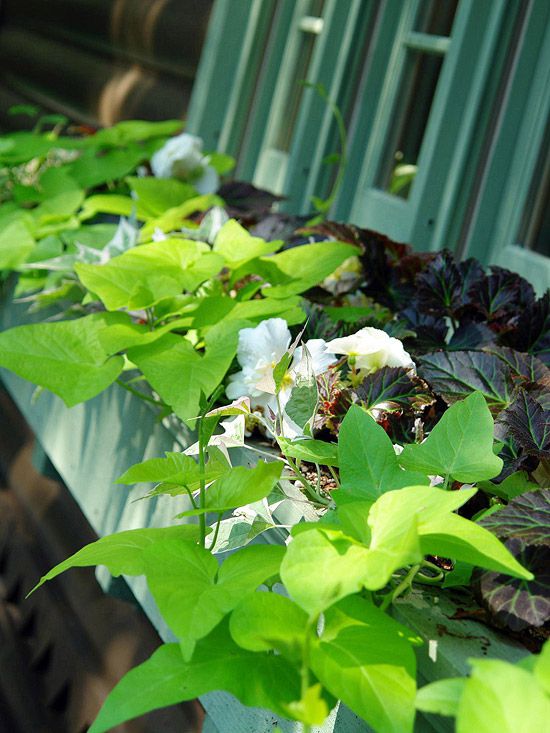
[150,132,219,194]
[326,326,414,375]
[226,318,336,436]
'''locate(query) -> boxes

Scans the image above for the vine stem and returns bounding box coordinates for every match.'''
[116,378,165,407]
[209,512,223,551]
[286,456,330,507]
[380,564,421,611]
[198,415,206,548]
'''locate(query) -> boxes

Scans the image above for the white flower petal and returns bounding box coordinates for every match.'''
[327,326,414,374]
[237,318,291,370]
[194,165,220,194]
[151,133,206,180]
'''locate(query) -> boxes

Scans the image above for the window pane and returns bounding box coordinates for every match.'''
[378,51,444,199]
[414,0,458,37]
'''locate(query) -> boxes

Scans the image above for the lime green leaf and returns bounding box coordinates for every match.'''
[213,219,282,269]
[311,599,417,733]
[79,194,145,221]
[260,241,360,298]
[30,525,201,593]
[116,451,227,490]
[127,176,197,216]
[281,528,372,616]
[478,471,538,500]
[88,623,301,733]
[143,541,285,657]
[284,684,331,726]
[178,460,283,516]
[322,595,423,646]
[419,512,533,579]
[140,194,223,239]
[338,405,428,499]
[89,119,182,147]
[128,334,203,420]
[207,151,235,174]
[455,659,550,733]
[416,678,465,716]
[32,190,85,223]
[278,437,339,466]
[229,591,308,662]
[128,320,246,421]
[0,312,126,406]
[399,392,503,483]
[67,145,148,188]
[273,351,292,394]
[0,219,35,269]
[76,239,223,310]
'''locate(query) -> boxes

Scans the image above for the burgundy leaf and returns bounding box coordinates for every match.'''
[498,390,550,458]
[479,489,550,545]
[473,538,550,631]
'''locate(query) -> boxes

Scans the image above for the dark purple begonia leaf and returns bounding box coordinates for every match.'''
[355,366,435,413]
[473,538,550,631]
[400,308,448,353]
[497,390,550,458]
[447,322,495,351]
[250,213,309,244]
[479,489,550,545]
[474,267,535,326]
[217,181,283,218]
[491,347,550,386]
[417,350,513,413]
[492,434,539,482]
[500,291,550,365]
[415,251,484,318]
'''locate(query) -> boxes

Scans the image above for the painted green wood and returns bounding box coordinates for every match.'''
[185,0,259,150]
[252,0,319,194]
[187,0,549,287]
[462,1,550,292]
[408,0,507,250]
[346,0,507,249]
[282,0,373,213]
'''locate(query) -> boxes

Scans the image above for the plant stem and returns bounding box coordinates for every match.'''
[380,564,421,611]
[145,307,155,331]
[209,512,223,551]
[286,456,330,506]
[116,378,165,407]
[183,486,198,510]
[198,416,206,548]
[328,465,340,488]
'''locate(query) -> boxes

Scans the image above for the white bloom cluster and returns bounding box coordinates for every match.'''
[225,320,414,437]
[226,318,335,436]
[327,326,414,375]
[150,132,219,194]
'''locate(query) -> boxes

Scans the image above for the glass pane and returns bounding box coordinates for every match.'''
[414,0,459,37]
[378,51,444,199]
[517,133,550,258]
[274,0,325,152]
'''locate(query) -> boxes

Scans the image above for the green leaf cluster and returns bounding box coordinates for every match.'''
[30,393,536,733]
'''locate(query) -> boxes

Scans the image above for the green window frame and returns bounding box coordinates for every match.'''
[188,0,549,292]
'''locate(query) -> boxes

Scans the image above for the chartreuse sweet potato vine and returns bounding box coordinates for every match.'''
[0,217,358,422]
[30,393,532,733]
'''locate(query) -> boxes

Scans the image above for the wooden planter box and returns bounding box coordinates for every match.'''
[0,293,530,732]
